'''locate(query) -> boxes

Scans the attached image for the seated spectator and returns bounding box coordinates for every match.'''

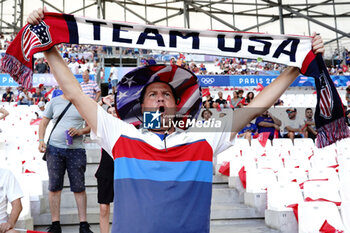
[38,84,47,97]
[244,92,255,105]
[203,95,214,109]
[304,108,317,141]
[32,88,45,104]
[35,58,48,73]
[238,122,257,145]
[255,110,281,140]
[282,108,305,140]
[231,91,243,109]
[201,109,213,122]
[274,98,284,106]
[215,92,227,108]
[18,89,33,106]
[2,87,14,102]
[36,101,46,119]
[30,102,46,124]
[0,168,23,233]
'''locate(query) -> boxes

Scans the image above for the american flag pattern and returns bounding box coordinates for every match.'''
[319,71,333,119]
[115,65,202,127]
[21,21,52,61]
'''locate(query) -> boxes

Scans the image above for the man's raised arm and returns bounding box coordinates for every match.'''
[231,33,325,137]
[27,8,98,133]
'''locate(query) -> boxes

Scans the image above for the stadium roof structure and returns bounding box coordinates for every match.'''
[1,0,350,55]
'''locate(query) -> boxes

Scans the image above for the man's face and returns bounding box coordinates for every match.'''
[287,110,297,119]
[141,82,177,124]
[83,71,90,82]
[305,109,313,119]
[218,92,223,98]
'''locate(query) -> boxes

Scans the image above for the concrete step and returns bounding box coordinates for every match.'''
[34,219,279,233]
[211,203,264,220]
[86,148,102,163]
[43,185,241,209]
[210,219,281,233]
[33,207,105,225]
[34,202,262,225]
[211,186,243,204]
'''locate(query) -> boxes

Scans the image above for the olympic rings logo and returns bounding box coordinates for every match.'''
[201,77,215,85]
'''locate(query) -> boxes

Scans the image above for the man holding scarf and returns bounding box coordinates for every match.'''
[28,7,324,233]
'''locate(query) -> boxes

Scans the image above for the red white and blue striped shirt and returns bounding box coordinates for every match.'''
[91,106,234,233]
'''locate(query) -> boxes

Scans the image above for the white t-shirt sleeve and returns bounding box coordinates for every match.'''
[90,105,138,157]
[5,170,23,203]
[201,115,235,156]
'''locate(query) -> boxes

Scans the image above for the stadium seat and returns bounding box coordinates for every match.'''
[340,201,350,233]
[308,168,340,188]
[277,168,308,184]
[298,201,345,233]
[267,182,303,211]
[338,165,350,183]
[293,138,314,149]
[340,181,350,201]
[303,180,341,203]
[256,156,284,172]
[246,168,277,193]
[338,154,350,168]
[310,153,338,168]
[283,155,311,170]
[272,138,293,150]
[250,138,272,151]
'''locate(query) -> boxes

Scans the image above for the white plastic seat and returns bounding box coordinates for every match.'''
[246,168,277,193]
[308,168,340,188]
[283,156,311,170]
[272,138,294,150]
[341,201,350,233]
[228,156,243,177]
[267,182,303,211]
[298,201,345,233]
[290,146,313,159]
[338,165,350,183]
[250,138,272,152]
[277,168,308,184]
[310,152,338,168]
[216,146,239,165]
[338,155,350,169]
[303,180,341,203]
[293,138,314,148]
[256,156,284,172]
[340,180,350,201]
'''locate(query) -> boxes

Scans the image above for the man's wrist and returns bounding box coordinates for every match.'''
[39,139,44,142]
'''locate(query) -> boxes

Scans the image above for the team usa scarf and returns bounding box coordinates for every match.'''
[1,12,349,147]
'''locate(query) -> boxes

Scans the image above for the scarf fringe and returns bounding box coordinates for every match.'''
[0,54,33,89]
[316,117,350,148]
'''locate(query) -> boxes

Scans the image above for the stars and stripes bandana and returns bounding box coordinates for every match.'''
[1,12,348,145]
